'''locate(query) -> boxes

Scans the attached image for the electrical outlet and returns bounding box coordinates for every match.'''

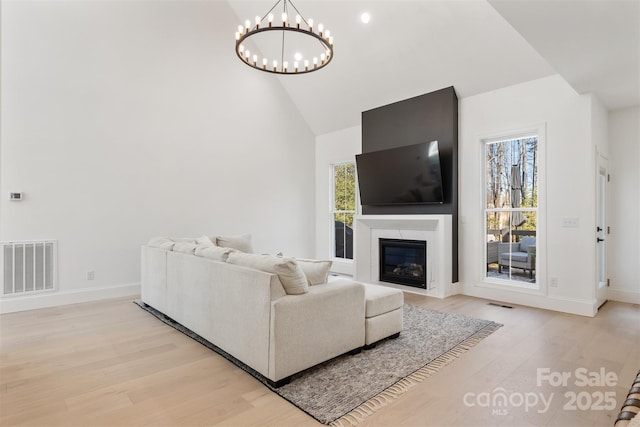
[550,277,558,287]
[87,271,95,280]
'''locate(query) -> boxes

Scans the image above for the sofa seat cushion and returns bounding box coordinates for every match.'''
[362,284,404,318]
[227,252,308,295]
[500,251,529,263]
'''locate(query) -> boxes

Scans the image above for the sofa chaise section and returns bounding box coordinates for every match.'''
[269,278,365,381]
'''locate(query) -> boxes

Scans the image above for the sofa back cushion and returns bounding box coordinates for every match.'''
[147,236,175,251]
[216,234,253,253]
[227,252,308,295]
[520,236,536,252]
[173,241,198,254]
[296,259,332,285]
[196,235,217,248]
[195,246,236,262]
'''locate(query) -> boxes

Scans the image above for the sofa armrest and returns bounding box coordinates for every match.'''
[269,279,365,381]
[141,246,168,313]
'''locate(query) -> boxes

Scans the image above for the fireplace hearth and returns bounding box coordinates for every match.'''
[379,238,427,288]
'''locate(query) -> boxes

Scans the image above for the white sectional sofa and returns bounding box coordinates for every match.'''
[141,241,370,387]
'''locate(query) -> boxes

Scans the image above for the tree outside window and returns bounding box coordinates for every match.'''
[333,162,356,260]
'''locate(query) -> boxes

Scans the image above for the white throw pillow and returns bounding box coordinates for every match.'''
[296,259,332,285]
[173,241,198,254]
[147,236,175,251]
[196,235,216,248]
[195,246,236,262]
[227,252,308,295]
[216,234,253,253]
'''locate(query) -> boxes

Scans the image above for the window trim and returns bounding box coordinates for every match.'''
[331,161,358,263]
[479,123,547,295]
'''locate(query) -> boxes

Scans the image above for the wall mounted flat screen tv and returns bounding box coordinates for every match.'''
[356,140,444,205]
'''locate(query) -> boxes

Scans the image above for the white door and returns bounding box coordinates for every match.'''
[596,155,608,309]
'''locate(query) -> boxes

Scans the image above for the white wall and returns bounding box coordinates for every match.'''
[0,1,316,312]
[459,75,600,316]
[608,107,640,304]
[315,126,361,275]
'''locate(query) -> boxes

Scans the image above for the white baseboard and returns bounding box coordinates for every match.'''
[0,283,140,314]
[607,288,640,305]
[446,281,463,297]
[462,283,597,317]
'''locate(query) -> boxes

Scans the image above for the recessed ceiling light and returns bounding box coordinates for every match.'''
[294,52,303,61]
[360,12,370,24]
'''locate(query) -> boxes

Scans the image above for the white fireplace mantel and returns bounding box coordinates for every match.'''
[354,214,453,298]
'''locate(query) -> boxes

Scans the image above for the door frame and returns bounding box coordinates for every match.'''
[595,153,608,309]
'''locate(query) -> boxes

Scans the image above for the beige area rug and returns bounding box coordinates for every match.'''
[135,302,502,426]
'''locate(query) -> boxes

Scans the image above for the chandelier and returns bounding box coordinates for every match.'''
[234,0,334,75]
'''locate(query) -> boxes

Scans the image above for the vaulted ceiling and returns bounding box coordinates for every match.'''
[227,0,640,136]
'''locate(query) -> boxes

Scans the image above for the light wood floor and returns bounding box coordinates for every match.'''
[1,294,638,427]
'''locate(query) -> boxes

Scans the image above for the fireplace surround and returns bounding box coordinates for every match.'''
[354,214,454,298]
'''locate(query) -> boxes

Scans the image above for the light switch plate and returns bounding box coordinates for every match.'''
[562,217,579,227]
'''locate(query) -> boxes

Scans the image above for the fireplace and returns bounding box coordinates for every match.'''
[379,238,427,288]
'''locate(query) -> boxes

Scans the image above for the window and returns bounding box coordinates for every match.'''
[332,162,356,260]
[485,136,538,285]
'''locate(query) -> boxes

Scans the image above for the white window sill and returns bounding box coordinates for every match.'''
[479,277,543,295]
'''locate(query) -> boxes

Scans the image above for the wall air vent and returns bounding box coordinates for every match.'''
[1,241,57,296]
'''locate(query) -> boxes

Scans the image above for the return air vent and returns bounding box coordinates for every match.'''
[1,241,57,296]
[488,302,513,309]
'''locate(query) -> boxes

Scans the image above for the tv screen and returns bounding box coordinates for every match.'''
[356,140,444,205]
